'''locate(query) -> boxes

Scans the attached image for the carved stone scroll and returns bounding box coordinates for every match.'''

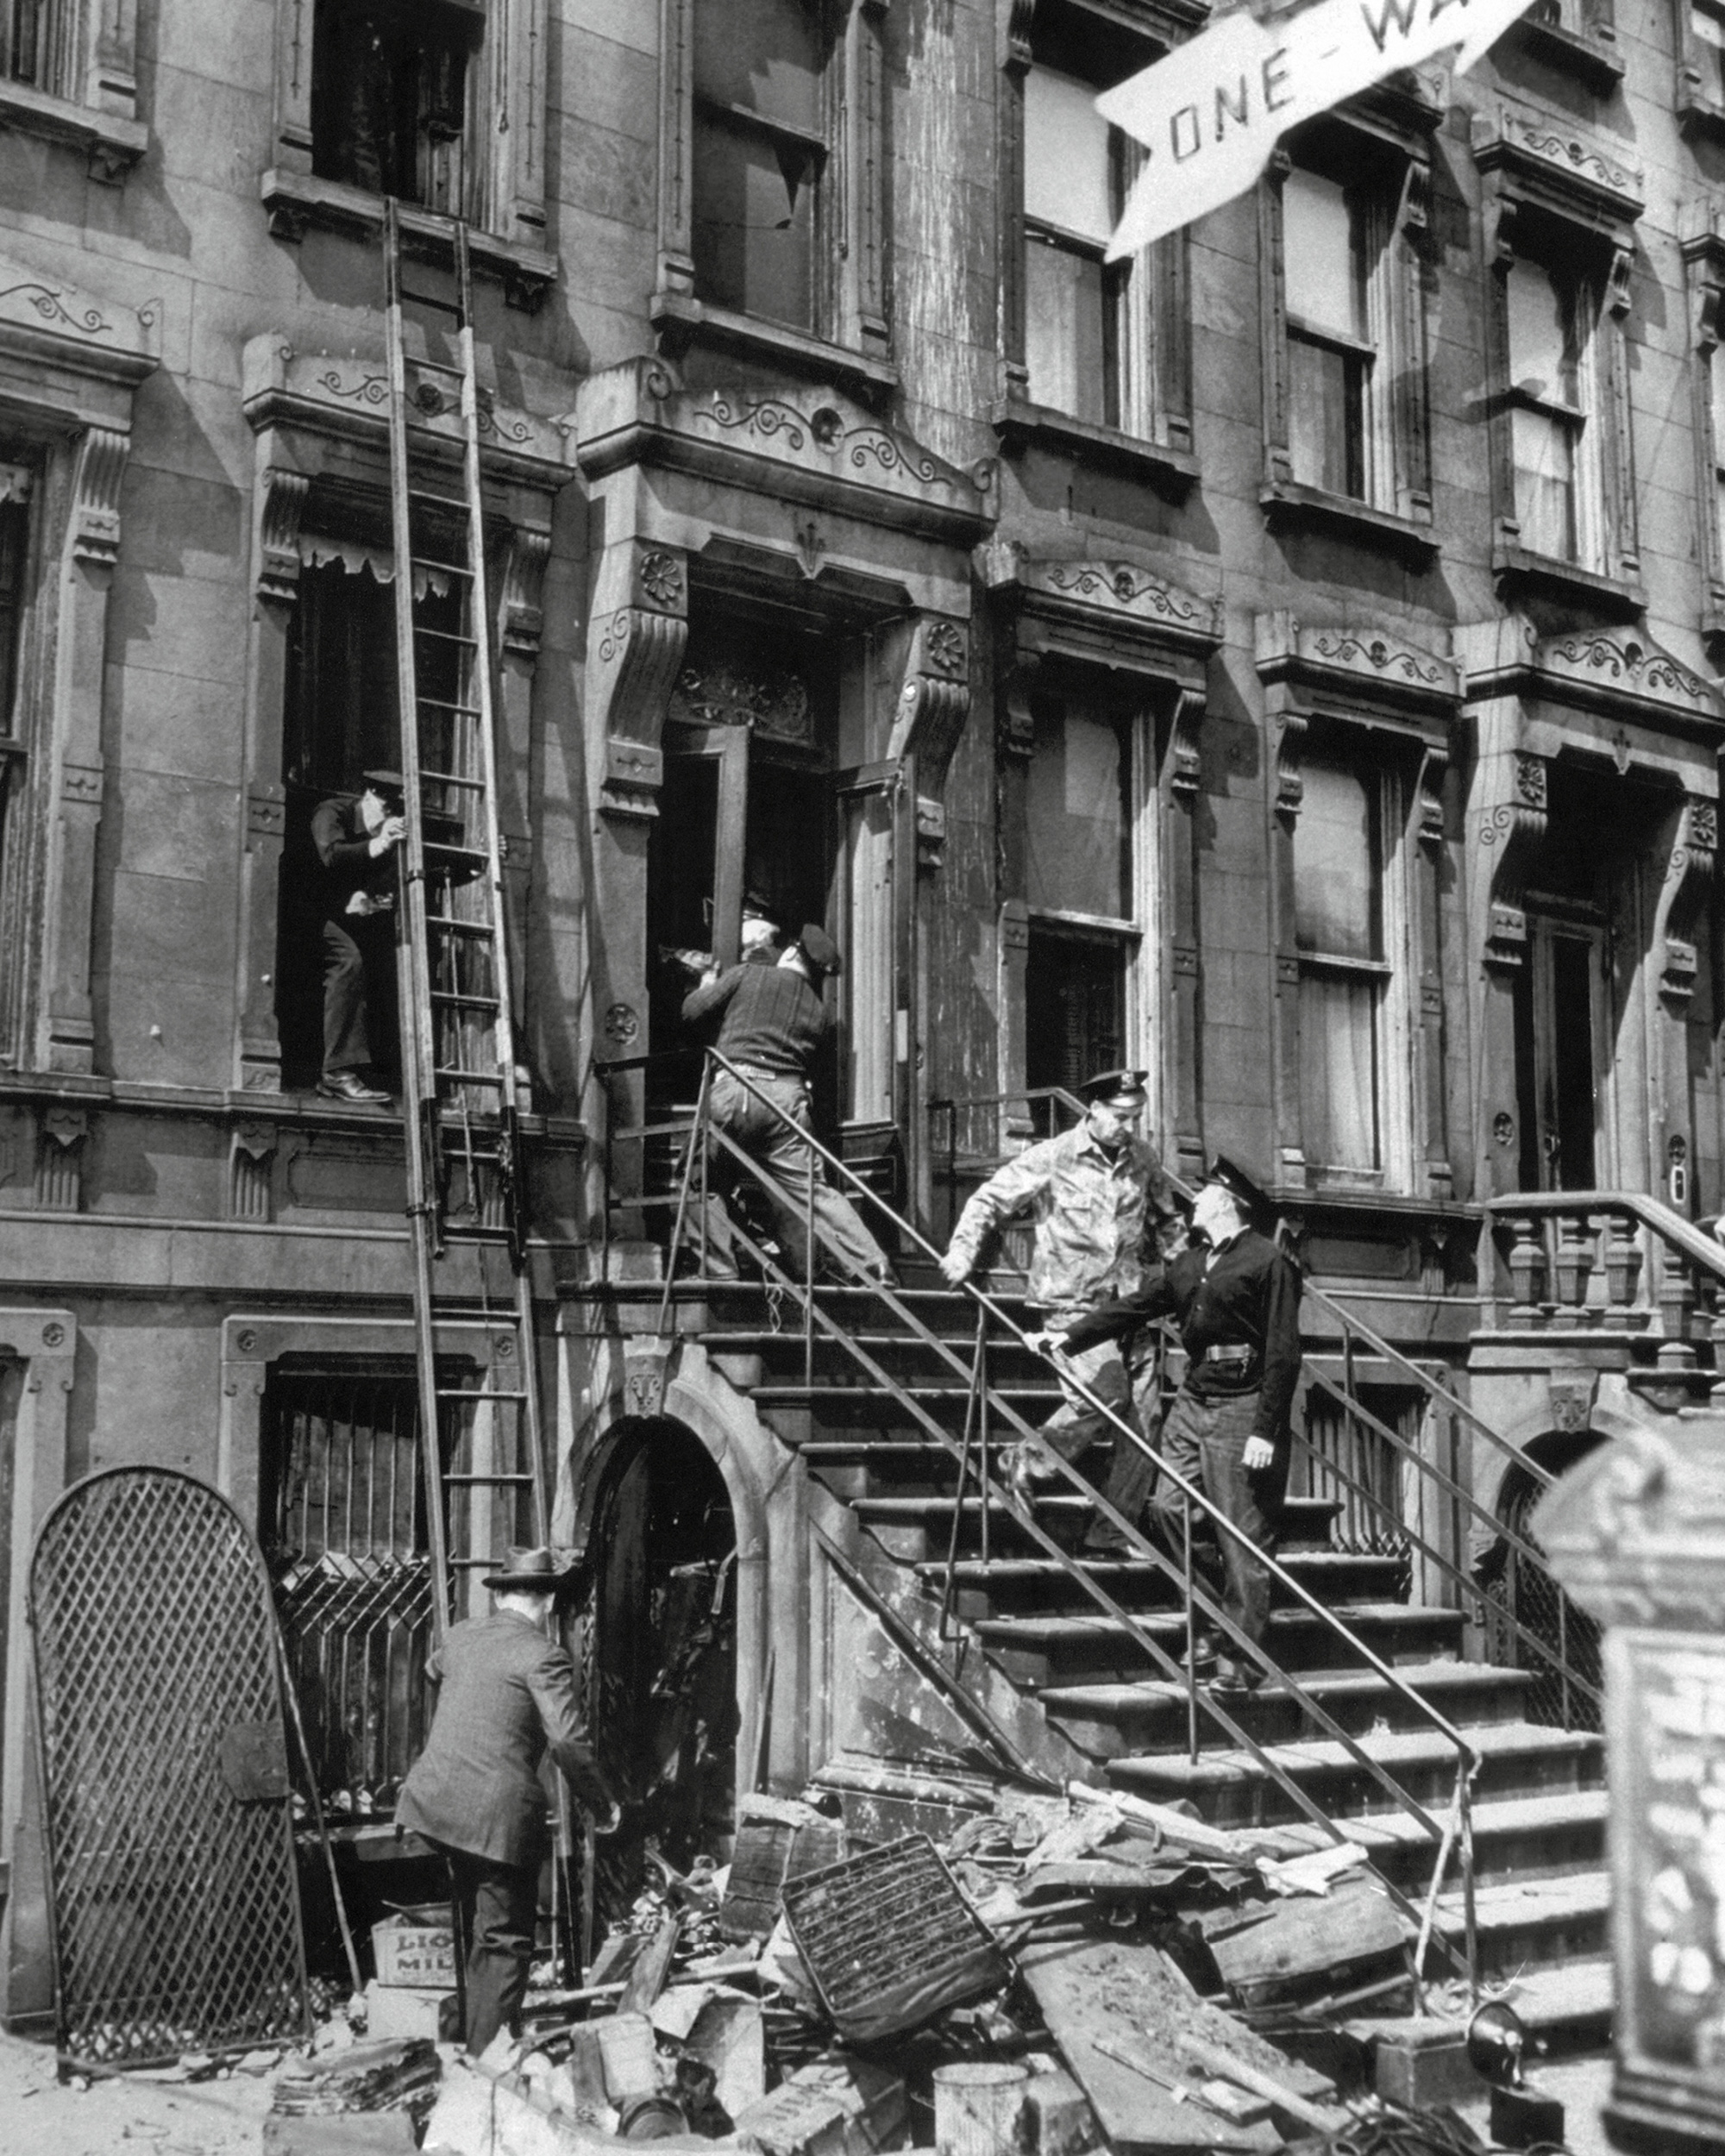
[586,542,689,823]
[1659,794,1717,1006]
[887,613,970,790]
[1479,751,1549,969]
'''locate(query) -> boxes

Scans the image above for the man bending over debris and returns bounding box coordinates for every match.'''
[398,1548,618,2054]
[1049,1156,1302,1689]
[938,1069,1182,1542]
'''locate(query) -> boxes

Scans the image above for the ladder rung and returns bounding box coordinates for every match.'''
[411,555,474,579]
[417,695,482,717]
[437,1068,506,1086]
[408,486,465,511]
[426,841,489,860]
[444,1474,536,1487]
[427,915,495,934]
[411,355,467,379]
[420,769,486,790]
[437,1388,530,1401]
[449,1556,506,1570]
[400,285,462,316]
[431,990,501,1009]
[415,626,478,649]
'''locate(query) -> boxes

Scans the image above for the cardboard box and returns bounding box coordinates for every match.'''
[372,1914,456,1990]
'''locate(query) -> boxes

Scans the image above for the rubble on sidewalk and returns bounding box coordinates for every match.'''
[314,1780,1530,2156]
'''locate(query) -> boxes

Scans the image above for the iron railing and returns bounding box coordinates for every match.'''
[598,1052,1483,1991]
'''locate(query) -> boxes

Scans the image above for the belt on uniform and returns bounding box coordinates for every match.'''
[1200,1344,1257,1370]
[729,1064,801,1081]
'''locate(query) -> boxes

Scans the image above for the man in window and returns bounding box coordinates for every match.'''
[310,770,406,1104]
[681,924,894,1285]
[938,1069,1183,1543]
[1051,1157,1303,1689]
[397,1547,617,2057]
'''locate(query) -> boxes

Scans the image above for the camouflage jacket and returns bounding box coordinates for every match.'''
[947,1124,1183,1320]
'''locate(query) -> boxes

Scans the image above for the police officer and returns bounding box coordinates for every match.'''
[1050,1156,1302,1689]
[310,769,406,1103]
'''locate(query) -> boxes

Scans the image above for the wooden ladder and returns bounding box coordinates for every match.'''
[382,198,548,1642]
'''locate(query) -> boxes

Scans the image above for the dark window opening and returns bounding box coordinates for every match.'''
[261,1367,435,1818]
[691,0,828,330]
[0,483,36,1070]
[3,0,71,94]
[310,0,480,211]
[1026,927,1124,1131]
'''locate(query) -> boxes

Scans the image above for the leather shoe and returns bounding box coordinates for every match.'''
[1212,1657,1264,1692]
[317,1071,392,1104]
[1178,1633,1220,1674]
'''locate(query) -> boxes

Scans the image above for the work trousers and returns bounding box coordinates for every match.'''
[1148,1388,1287,1651]
[1025,1328,1164,1532]
[691,1069,891,1284]
[321,914,394,1076]
[440,1845,539,2058]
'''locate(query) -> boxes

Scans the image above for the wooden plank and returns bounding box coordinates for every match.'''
[617,1915,683,2014]
[1208,1877,1409,1990]
[1018,1938,1331,2153]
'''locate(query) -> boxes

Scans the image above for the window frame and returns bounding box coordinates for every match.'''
[996,0,1197,490]
[263,0,556,310]
[0,0,144,182]
[653,0,895,394]
[1473,101,1645,616]
[1260,99,1439,561]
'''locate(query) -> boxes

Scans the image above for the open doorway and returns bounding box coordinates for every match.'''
[581,1420,739,1929]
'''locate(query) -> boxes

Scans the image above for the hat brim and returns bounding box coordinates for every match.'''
[481,1569,570,1592]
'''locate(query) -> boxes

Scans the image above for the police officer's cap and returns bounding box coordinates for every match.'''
[361,768,405,804]
[798,924,843,976]
[1204,1152,1272,1218]
[1082,1068,1150,1111]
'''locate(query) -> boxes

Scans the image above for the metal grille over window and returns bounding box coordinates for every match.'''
[28,1468,311,2067]
[1297,1383,1416,1564]
[262,1370,436,1816]
[1486,1459,1604,1733]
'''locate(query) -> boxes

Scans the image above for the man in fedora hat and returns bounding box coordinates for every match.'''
[939,1069,1183,1532]
[1052,1155,1302,1689]
[680,924,893,1285]
[397,1548,616,2054]
[310,769,408,1104]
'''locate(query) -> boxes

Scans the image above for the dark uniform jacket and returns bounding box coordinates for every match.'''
[1063,1228,1304,1446]
[681,961,831,1077]
[310,795,398,921]
[396,1612,612,1867]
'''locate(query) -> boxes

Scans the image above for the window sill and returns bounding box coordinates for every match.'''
[1492,540,1646,619]
[259,170,557,312]
[1510,15,1625,93]
[992,397,1199,494]
[1679,88,1725,141]
[0,78,147,183]
[1260,481,1438,565]
[649,291,899,404]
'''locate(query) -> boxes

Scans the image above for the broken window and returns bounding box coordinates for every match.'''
[1506,253,1596,567]
[260,1367,434,1816]
[1024,692,1139,1119]
[1294,755,1408,1181]
[310,0,480,213]
[691,0,828,332]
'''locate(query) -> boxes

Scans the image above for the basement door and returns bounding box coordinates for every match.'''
[28,1468,310,2066]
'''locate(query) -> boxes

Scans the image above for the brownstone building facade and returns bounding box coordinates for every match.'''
[0,0,1722,2024]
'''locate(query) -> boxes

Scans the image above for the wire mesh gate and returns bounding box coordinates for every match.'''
[28,1468,311,2067]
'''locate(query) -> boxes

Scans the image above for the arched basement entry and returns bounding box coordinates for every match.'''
[1484,1428,1605,1735]
[572,1415,739,1929]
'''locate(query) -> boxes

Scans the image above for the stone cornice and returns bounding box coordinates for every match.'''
[241,337,575,494]
[1254,614,1458,728]
[985,543,1220,674]
[1471,100,1644,241]
[1458,616,1725,736]
[574,357,996,548]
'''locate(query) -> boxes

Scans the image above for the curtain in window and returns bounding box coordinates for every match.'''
[1025,698,1129,919]
[1300,970,1380,1169]
[1295,761,1383,1173]
[1506,255,1586,562]
[1284,168,1369,498]
[1024,67,1119,424]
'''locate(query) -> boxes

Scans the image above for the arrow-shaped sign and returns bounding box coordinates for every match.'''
[1101,0,1534,258]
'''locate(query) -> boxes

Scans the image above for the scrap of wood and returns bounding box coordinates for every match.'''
[1023,1859,1196,1896]
[1065,1780,1291,1865]
[618,1914,684,2013]
[1173,2033,1350,2135]
[1208,1877,1410,1990]
[1258,1840,1369,1897]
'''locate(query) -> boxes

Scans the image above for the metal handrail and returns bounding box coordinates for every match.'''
[669,1053,1481,1979]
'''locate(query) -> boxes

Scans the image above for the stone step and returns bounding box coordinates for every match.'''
[1038,1660,1533,1758]
[1344,1786,1609,1892]
[1490,1955,1614,2037]
[917,1546,1410,1620]
[1433,1869,1612,1981]
[1108,1720,1603,1830]
[974,1601,1465,1687]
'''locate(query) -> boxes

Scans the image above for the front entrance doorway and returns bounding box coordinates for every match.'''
[1513,909,1612,1191]
[580,1420,738,1931]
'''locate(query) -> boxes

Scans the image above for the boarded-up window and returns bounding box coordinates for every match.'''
[692,0,827,331]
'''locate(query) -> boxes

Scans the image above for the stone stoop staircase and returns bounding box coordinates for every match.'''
[692,1275,1614,2040]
